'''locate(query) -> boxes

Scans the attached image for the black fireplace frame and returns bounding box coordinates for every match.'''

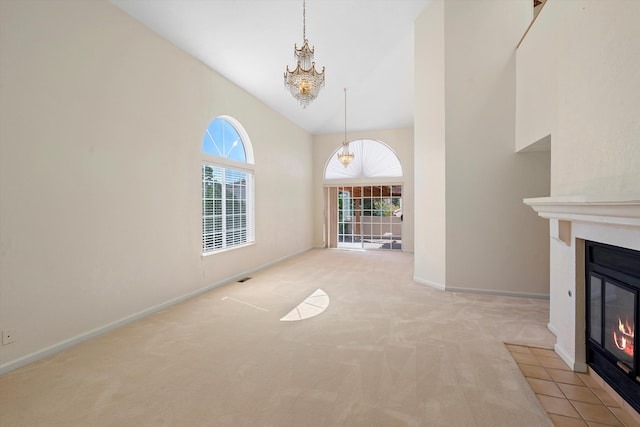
[585,240,640,413]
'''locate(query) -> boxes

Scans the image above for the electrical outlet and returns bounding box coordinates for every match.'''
[2,329,16,345]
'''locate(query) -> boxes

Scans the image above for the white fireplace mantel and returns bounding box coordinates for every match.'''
[523,193,640,375]
[524,194,640,229]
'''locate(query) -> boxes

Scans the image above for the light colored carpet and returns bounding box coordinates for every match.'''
[0,249,556,426]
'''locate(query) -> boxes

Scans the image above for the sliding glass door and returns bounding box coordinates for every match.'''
[335,185,402,250]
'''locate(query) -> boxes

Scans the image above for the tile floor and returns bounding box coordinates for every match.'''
[507,344,640,427]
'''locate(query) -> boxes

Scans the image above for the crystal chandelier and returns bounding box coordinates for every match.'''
[337,88,354,167]
[284,0,325,108]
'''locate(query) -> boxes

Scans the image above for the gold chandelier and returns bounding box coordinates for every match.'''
[284,0,325,108]
[337,88,354,167]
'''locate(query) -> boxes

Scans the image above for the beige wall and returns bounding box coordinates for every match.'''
[518,0,640,196]
[415,0,551,296]
[515,3,558,153]
[516,0,640,367]
[313,128,414,252]
[0,0,313,370]
[414,0,446,288]
[553,1,640,197]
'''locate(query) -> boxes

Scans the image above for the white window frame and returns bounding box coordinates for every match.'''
[201,116,255,255]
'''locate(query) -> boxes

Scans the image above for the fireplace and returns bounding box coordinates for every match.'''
[586,240,640,413]
[524,194,640,418]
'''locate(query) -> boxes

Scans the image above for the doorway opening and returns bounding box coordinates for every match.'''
[323,139,404,251]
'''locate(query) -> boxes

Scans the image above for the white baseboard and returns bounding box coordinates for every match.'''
[413,276,446,291]
[444,286,550,300]
[413,277,549,299]
[554,343,587,373]
[547,322,559,336]
[0,248,312,375]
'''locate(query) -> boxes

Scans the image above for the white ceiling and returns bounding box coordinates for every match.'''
[110,0,430,135]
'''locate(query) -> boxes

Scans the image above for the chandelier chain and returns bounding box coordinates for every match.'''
[303,0,306,41]
[337,87,354,167]
[344,88,347,143]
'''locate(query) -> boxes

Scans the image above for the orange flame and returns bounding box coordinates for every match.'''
[612,316,635,357]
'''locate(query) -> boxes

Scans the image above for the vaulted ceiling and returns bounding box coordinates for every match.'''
[110,0,431,135]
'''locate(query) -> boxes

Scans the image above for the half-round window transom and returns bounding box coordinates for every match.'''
[325,139,403,180]
[203,117,247,162]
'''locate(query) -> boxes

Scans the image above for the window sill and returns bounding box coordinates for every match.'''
[201,241,255,257]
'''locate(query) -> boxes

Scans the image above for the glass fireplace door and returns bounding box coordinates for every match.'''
[585,241,640,413]
[603,280,636,371]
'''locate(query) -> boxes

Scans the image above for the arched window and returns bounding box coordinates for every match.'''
[201,116,254,254]
[324,139,403,180]
[323,139,404,251]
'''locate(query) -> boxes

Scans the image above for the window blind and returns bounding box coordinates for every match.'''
[202,164,254,253]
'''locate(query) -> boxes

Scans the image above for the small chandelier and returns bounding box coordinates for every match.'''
[337,88,354,167]
[284,0,325,108]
